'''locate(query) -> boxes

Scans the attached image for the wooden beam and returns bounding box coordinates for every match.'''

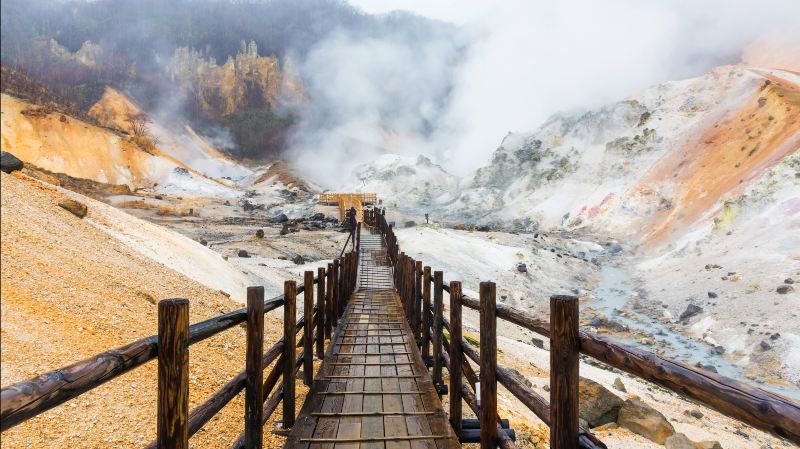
[157,299,189,449]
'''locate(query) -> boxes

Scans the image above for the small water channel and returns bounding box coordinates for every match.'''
[587,264,800,399]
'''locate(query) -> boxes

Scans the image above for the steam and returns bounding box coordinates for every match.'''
[292,0,800,183]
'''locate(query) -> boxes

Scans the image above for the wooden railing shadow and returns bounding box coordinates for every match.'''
[365,207,800,449]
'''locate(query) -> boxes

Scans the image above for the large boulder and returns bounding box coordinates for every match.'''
[617,398,675,444]
[1,152,24,173]
[579,378,624,427]
[695,441,723,449]
[58,199,88,218]
[664,433,694,449]
[0,151,25,173]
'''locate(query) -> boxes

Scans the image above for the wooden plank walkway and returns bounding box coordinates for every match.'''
[285,229,460,449]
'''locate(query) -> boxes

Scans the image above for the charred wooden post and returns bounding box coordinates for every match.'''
[244,288,265,449]
[332,259,339,327]
[157,299,189,449]
[316,267,326,358]
[283,281,297,429]
[480,282,498,449]
[414,260,423,341]
[422,266,432,359]
[325,263,333,339]
[303,271,314,386]
[449,281,463,433]
[550,295,579,449]
[432,271,444,387]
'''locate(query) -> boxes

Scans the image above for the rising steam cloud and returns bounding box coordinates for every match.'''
[289,0,800,185]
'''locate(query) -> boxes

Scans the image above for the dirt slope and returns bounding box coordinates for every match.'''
[0,172,295,448]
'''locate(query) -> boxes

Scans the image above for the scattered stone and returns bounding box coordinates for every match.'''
[58,199,88,218]
[760,340,771,351]
[612,377,626,392]
[542,384,550,392]
[733,429,750,440]
[785,278,795,284]
[695,362,718,373]
[237,250,250,258]
[278,256,287,260]
[679,304,703,321]
[665,433,695,449]
[310,212,325,221]
[271,213,289,223]
[255,229,265,238]
[704,264,722,270]
[707,291,718,298]
[1,151,24,173]
[199,239,208,246]
[476,225,491,232]
[578,378,624,427]
[684,409,704,419]
[617,398,675,444]
[531,338,544,349]
[770,333,780,340]
[292,255,304,265]
[516,263,527,273]
[173,167,189,175]
[776,285,794,294]
[695,442,723,449]
[711,345,725,355]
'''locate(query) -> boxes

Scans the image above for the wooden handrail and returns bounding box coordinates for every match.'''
[443,281,800,444]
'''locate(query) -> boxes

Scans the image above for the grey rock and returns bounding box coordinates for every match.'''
[516,263,527,273]
[578,378,623,427]
[1,151,24,173]
[612,377,626,392]
[292,255,305,265]
[760,340,772,351]
[684,409,704,419]
[680,304,703,321]
[776,285,794,294]
[310,212,325,221]
[770,333,780,340]
[271,213,289,223]
[785,278,795,284]
[255,229,265,238]
[531,338,544,349]
[707,291,718,298]
[237,249,250,258]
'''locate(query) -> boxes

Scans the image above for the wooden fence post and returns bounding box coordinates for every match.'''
[303,271,314,386]
[550,295,579,449]
[449,281,463,434]
[157,299,189,449]
[332,259,339,327]
[325,263,333,339]
[422,266,432,360]
[432,271,444,387]
[316,267,326,358]
[245,287,265,449]
[414,260,423,341]
[283,281,297,429]
[480,282,498,449]
[357,222,361,251]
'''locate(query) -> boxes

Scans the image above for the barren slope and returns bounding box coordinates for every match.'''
[0,172,296,448]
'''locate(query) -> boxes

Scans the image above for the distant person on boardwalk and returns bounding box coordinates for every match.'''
[425,213,429,224]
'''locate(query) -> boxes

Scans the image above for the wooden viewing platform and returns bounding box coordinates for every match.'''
[285,228,460,449]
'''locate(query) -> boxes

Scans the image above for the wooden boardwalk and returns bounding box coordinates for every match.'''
[285,229,460,449]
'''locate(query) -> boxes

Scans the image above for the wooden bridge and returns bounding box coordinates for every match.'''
[1,207,799,449]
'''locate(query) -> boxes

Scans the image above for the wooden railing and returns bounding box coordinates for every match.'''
[0,215,363,449]
[364,207,800,449]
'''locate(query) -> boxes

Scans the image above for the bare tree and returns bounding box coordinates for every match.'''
[125,112,151,137]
